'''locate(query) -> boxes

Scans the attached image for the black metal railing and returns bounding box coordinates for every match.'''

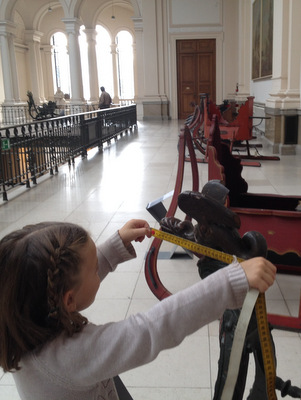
[0,101,135,126]
[0,105,137,201]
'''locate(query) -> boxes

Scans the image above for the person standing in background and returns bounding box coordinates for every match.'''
[98,86,112,109]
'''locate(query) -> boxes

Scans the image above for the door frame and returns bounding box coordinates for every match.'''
[169,32,223,120]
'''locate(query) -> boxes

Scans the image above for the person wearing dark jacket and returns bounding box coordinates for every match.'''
[98,86,112,108]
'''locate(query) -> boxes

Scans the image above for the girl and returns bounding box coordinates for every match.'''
[0,219,276,400]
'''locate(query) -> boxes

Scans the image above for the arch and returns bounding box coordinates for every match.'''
[35,3,65,33]
[96,22,114,42]
[0,0,17,20]
[0,0,141,29]
[13,10,25,42]
[129,0,141,19]
[116,28,134,42]
[95,1,137,24]
[44,27,66,46]
[113,26,135,42]
[59,0,82,18]
[0,0,139,108]
[36,6,66,39]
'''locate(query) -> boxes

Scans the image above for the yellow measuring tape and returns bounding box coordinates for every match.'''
[151,227,277,399]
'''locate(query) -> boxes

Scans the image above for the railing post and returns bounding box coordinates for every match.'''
[0,143,8,201]
[80,114,88,158]
[97,111,103,151]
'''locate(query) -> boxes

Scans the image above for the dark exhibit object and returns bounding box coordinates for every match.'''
[27,91,58,120]
[159,183,301,399]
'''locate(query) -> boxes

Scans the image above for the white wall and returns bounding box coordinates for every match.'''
[250,79,273,104]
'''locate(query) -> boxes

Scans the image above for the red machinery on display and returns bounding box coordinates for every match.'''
[207,116,301,331]
[145,120,301,331]
[186,94,280,167]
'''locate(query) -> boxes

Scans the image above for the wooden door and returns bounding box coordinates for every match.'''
[177,39,216,119]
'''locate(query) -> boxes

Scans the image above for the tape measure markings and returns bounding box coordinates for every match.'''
[255,293,277,400]
[151,228,239,264]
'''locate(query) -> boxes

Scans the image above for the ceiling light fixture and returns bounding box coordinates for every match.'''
[111,0,115,19]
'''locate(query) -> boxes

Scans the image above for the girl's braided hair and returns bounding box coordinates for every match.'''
[0,222,89,372]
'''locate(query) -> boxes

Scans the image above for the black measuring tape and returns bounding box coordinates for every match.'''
[151,227,277,399]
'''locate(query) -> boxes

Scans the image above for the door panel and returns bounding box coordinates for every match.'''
[177,39,216,119]
[198,53,215,98]
[180,54,197,116]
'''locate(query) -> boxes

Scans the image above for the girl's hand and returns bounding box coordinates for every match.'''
[119,219,151,247]
[240,257,277,293]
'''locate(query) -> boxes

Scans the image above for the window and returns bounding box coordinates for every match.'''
[51,32,71,96]
[116,31,134,100]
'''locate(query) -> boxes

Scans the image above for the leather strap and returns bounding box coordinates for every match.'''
[221,288,259,400]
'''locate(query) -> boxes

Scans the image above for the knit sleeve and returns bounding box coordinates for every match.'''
[97,231,136,281]
[36,261,249,388]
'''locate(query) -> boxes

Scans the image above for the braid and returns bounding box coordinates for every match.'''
[45,229,88,335]
[47,247,62,319]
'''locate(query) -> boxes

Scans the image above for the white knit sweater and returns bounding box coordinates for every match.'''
[13,231,249,400]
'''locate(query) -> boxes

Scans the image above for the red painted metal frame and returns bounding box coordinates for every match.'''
[144,125,199,300]
[267,297,301,332]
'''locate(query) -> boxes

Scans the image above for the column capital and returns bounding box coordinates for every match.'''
[62,18,81,35]
[24,30,44,43]
[41,44,53,53]
[0,20,17,36]
[132,17,143,32]
[84,28,98,42]
[110,43,117,53]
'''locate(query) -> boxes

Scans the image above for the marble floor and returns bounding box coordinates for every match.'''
[0,119,300,399]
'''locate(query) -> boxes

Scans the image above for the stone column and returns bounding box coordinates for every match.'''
[24,30,45,103]
[41,44,54,101]
[84,28,99,103]
[0,22,17,104]
[110,42,119,104]
[62,18,85,105]
[266,0,289,109]
[132,40,137,103]
[138,0,169,119]
[8,31,21,102]
[142,0,159,101]
[132,17,144,117]
[0,22,27,123]
[283,0,301,109]
[265,0,301,154]
[156,0,169,104]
